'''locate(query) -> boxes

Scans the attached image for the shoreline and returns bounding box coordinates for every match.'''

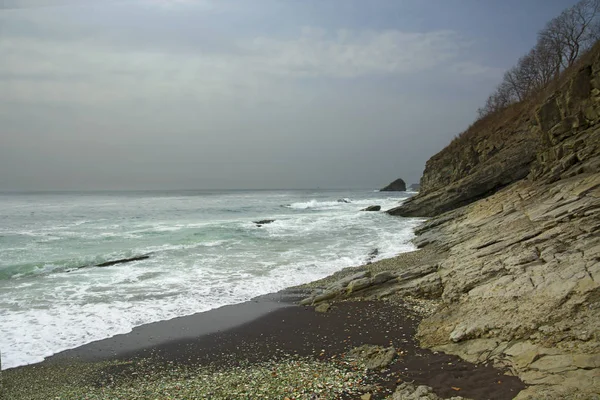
[2,247,526,400]
[41,290,305,365]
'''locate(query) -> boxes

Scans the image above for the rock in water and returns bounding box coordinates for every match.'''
[95,255,150,268]
[69,255,151,271]
[361,205,381,211]
[366,248,379,264]
[380,178,406,191]
[254,219,275,227]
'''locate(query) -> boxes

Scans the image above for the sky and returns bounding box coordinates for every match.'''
[0,0,581,190]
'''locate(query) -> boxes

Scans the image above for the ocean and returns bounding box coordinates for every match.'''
[0,189,421,370]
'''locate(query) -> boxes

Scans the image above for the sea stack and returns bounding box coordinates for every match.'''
[380,178,406,192]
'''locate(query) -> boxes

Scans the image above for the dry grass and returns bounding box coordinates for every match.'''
[444,40,600,155]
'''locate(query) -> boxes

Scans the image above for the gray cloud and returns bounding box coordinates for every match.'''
[0,1,505,190]
[1,0,105,9]
[0,22,498,106]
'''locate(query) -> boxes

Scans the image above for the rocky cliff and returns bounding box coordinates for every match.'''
[302,43,600,399]
[412,174,599,399]
[387,108,538,216]
[397,43,600,398]
[388,43,600,219]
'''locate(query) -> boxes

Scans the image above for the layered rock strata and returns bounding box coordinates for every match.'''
[302,43,600,399]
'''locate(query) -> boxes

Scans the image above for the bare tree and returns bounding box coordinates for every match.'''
[476,0,600,120]
[503,66,526,102]
[531,38,561,87]
[540,0,600,70]
[477,80,516,118]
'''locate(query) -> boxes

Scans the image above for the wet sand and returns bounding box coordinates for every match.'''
[44,292,300,365]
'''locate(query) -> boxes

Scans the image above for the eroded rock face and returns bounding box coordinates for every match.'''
[299,262,442,306]
[412,174,600,399]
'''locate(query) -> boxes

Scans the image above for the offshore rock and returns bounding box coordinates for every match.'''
[361,205,381,211]
[381,178,407,192]
[254,219,275,227]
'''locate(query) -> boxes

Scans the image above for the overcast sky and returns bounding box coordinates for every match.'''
[0,0,579,190]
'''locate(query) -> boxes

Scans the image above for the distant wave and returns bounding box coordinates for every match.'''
[285,200,346,210]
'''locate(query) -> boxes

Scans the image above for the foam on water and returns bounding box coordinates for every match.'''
[0,189,422,369]
[285,197,403,211]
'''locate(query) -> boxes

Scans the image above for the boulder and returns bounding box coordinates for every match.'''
[327,270,371,291]
[314,302,331,313]
[361,205,381,212]
[392,382,466,400]
[346,277,373,294]
[346,344,396,370]
[312,290,339,304]
[299,297,315,306]
[380,178,407,192]
[372,271,397,285]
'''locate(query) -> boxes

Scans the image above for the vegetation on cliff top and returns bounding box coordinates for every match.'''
[410,0,600,199]
[443,0,600,153]
[478,0,600,119]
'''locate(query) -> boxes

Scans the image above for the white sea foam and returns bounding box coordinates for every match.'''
[286,196,407,211]
[286,200,344,209]
[0,189,421,369]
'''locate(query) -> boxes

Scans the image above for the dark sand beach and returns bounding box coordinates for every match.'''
[2,278,525,400]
